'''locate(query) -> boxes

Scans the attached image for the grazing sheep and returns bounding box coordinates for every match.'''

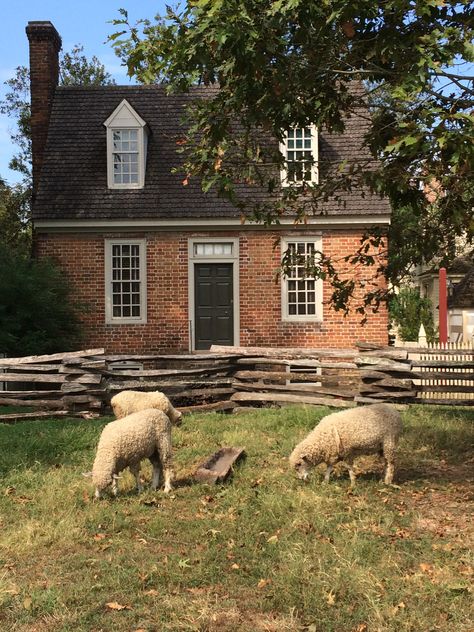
[289,404,402,486]
[92,409,173,499]
[111,389,182,425]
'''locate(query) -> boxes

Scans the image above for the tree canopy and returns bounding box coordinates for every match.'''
[0,244,82,356]
[0,45,114,354]
[0,45,115,250]
[111,1,474,312]
[0,44,115,186]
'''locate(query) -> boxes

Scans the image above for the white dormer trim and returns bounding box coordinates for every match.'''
[104,99,148,190]
[280,125,319,187]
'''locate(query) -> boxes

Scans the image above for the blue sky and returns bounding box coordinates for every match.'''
[0,0,167,184]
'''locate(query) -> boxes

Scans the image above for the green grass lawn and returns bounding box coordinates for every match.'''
[0,405,473,631]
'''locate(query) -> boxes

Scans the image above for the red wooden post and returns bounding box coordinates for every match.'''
[439,267,448,344]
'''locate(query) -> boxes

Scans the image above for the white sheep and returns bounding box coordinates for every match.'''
[92,408,173,499]
[289,404,402,486]
[111,389,182,425]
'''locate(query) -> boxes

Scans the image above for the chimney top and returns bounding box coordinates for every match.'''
[26,21,62,51]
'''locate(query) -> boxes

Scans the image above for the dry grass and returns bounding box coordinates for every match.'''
[0,404,473,631]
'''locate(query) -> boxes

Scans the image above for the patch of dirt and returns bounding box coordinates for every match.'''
[396,459,474,544]
[398,460,474,484]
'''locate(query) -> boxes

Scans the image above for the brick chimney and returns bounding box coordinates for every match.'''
[26,21,62,196]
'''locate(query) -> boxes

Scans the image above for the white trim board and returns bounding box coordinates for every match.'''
[34,214,391,233]
[187,237,240,352]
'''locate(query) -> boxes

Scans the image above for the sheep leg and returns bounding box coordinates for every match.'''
[94,488,101,500]
[382,438,397,485]
[149,452,162,491]
[323,465,333,483]
[111,476,119,496]
[384,462,395,485]
[129,463,143,493]
[158,434,173,493]
[162,467,173,494]
[344,460,356,487]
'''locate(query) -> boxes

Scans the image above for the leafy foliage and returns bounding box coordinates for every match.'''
[0,244,82,356]
[0,177,31,252]
[0,44,115,186]
[0,45,116,253]
[389,286,436,342]
[110,1,474,311]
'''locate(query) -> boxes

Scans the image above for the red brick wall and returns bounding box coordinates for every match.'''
[35,229,388,353]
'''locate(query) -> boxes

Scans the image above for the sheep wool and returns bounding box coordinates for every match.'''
[111,389,182,425]
[289,404,402,486]
[92,408,173,498]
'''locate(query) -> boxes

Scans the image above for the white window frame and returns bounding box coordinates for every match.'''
[187,237,240,352]
[104,100,148,190]
[105,238,147,325]
[281,236,323,322]
[280,125,319,187]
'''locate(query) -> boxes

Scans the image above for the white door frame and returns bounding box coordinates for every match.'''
[187,237,240,351]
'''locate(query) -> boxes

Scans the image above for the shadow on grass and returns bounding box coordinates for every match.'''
[0,416,108,476]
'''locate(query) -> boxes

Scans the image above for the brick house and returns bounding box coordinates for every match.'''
[28,21,390,354]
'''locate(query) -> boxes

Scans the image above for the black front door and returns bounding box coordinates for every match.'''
[194,263,234,350]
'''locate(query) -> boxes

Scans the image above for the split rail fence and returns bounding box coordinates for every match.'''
[0,342,473,421]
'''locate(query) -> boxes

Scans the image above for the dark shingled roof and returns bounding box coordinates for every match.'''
[33,85,391,221]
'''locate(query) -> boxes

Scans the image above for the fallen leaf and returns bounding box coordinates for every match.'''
[267,534,279,544]
[419,563,433,574]
[93,533,107,541]
[207,529,221,537]
[187,586,208,595]
[4,585,20,595]
[326,591,336,606]
[352,625,368,632]
[105,601,131,611]
[23,597,32,610]
[231,563,240,570]
[4,486,16,496]
[178,559,191,569]
[257,578,271,589]
[141,498,160,506]
[342,21,356,38]
[144,589,159,596]
[391,601,406,615]
[14,495,33,505]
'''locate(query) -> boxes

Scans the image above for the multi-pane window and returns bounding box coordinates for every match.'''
[112,129,139,185]
[193,242,233,256]
[104,100,147,189]
[105,240,147,324]
[282,239,322,321]
[281,126,318,185]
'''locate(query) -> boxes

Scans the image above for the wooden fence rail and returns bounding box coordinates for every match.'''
[1,342,474,421]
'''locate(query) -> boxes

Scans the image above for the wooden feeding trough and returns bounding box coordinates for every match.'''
[194,447,245,484]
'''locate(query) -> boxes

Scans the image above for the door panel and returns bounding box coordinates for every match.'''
[195,263,233,350]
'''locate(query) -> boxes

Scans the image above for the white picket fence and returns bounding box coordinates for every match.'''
[408,341,474,403]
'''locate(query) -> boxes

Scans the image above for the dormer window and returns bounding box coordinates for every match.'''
[104,100,148,189]
[280,126,318,186]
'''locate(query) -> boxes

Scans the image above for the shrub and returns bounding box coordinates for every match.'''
[389,286,436,342]
[0,245,82,356]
